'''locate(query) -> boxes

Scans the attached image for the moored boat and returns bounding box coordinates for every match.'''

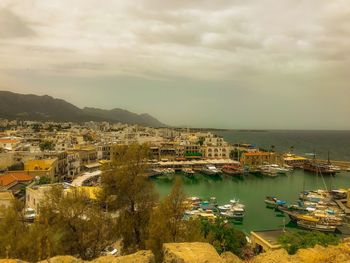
[201,165,221,176]
[221,165,244,176]
[264,196,287,208]
[303,161,336,175]
[182,168,195,177]
[297,220,337,233]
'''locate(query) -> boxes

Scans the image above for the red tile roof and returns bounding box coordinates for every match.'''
[0,139,19,144]
[0,172,34,186]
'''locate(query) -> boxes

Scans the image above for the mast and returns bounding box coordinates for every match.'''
[237,142,240,162]
[327,150,331,165]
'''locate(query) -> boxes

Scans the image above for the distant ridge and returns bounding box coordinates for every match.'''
[0,91,166,127]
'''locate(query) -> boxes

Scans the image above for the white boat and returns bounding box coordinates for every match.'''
[230,199,246,210]
[201,165,221,176]
[218,204,232,212]
[163,168,175,174]
[268,164,290,174]
[220,199,246,220]
[220,210,244,220]
[182,168,195,175]
[259,166,278,177]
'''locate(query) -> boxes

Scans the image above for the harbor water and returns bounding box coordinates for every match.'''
[153,171,350,234]
[153,130,350,234]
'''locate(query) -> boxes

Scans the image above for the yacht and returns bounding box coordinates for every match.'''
[201,165,221,176]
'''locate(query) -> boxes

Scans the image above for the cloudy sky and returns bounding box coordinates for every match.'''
[0,0,349,129]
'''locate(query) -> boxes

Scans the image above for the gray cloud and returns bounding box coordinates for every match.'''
[0,8,35,38]
[0,0,349,129]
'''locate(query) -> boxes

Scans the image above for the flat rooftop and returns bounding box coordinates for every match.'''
[251,229,286,246]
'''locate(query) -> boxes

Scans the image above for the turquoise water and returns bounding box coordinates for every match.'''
[153,171,350,234]
[153,130,350,234]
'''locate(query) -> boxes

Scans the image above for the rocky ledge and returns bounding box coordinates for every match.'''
[1,241,350,263]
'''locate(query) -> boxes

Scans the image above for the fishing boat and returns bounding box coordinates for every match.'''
[297,220,336,233]
[219,199,245,220]
[221,208,244,220]
[264,196,287,208]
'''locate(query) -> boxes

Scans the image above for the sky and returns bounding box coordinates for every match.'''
[0,0,349,129]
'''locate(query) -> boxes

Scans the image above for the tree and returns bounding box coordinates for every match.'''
[7,162,24,171]
[34,185,117,260]
[278,231,340,255]
[83,134,94,142]
[201,218,247,256]
[0,200,28,259]
[38,176,51,185]
[0,186,117,262]
[101,144,158,254]
[147,178,204,261]
[39,141,55,151]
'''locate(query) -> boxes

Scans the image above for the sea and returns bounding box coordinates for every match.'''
[153,130,350,234]
[216,129,350,161]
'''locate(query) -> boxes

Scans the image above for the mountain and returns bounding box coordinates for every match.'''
[82,107,165,127]
[0,91,166,127]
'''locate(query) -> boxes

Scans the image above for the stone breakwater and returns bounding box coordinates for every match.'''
[2,241,350,263]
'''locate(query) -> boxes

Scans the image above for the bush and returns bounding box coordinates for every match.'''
[201,218,247,256]
[278,230,340,255]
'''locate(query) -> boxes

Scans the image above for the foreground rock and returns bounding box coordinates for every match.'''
[3,241,350,262]
[38,256,83,263]
[220,252,243,263]
[92,250,154,263]
[249,249,291,263]
[163,242,223,263]
[0,260,28,263]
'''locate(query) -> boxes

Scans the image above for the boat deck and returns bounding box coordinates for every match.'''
[335,199,350,214]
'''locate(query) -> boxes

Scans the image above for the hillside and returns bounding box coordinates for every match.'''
[83,107,165,127]
[0,91,166,127]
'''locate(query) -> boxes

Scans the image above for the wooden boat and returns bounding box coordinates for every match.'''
[303,162,336,175]
[264,196,286,208]
[297,220,336,233]
[221,165,243,176]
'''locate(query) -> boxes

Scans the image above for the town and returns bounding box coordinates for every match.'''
[1,119,350,262]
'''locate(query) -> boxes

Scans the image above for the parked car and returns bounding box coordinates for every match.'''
[102,246,119,256]
[24,208,36,221]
